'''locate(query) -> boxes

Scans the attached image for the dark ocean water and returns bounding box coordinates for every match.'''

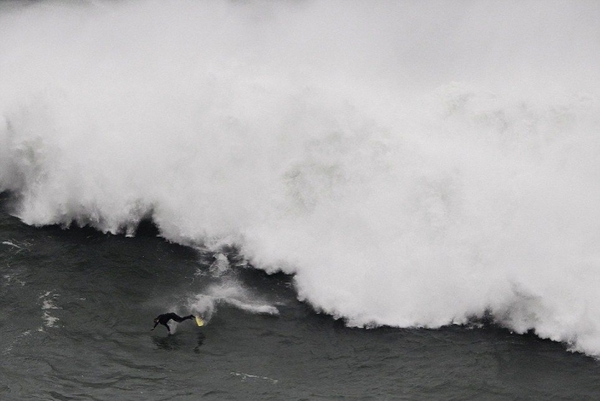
[2,202,600,401]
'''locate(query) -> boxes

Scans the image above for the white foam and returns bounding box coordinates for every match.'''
[38,291,60,329]
[230,371,278,384]
[209,253,230,277]
[1,0,600,355]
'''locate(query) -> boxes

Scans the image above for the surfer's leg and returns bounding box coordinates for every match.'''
[171,314,194,323]
[170,314,185,323]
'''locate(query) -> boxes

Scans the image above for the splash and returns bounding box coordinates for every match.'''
[1,0,600,355]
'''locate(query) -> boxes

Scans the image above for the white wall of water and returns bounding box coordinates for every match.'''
[2,0,600,355]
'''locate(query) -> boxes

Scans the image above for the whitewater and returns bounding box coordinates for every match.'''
[1,0,600,356]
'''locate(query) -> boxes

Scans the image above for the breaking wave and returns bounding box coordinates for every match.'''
[2,0,600,355]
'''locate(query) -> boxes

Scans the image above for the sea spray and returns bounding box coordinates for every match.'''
[1,0,600,355]
[189,281,280,319]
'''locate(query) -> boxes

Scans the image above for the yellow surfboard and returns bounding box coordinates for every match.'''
[195,316,204,327]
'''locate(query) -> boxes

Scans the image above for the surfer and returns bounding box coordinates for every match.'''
[151,312,196,334]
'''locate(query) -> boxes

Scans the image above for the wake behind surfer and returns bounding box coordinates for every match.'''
[151,312,195,334]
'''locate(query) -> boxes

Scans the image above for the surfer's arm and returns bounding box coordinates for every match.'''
[151,321,159,330]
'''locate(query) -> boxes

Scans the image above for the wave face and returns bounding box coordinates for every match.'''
[2,0,600,355]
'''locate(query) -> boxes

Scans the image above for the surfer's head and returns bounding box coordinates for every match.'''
[153,317,159,324]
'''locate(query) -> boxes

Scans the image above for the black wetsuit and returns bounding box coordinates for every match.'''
[152,313,194,333]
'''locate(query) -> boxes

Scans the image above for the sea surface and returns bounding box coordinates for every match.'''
[2,0,600,399]
[2,205,600,401]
